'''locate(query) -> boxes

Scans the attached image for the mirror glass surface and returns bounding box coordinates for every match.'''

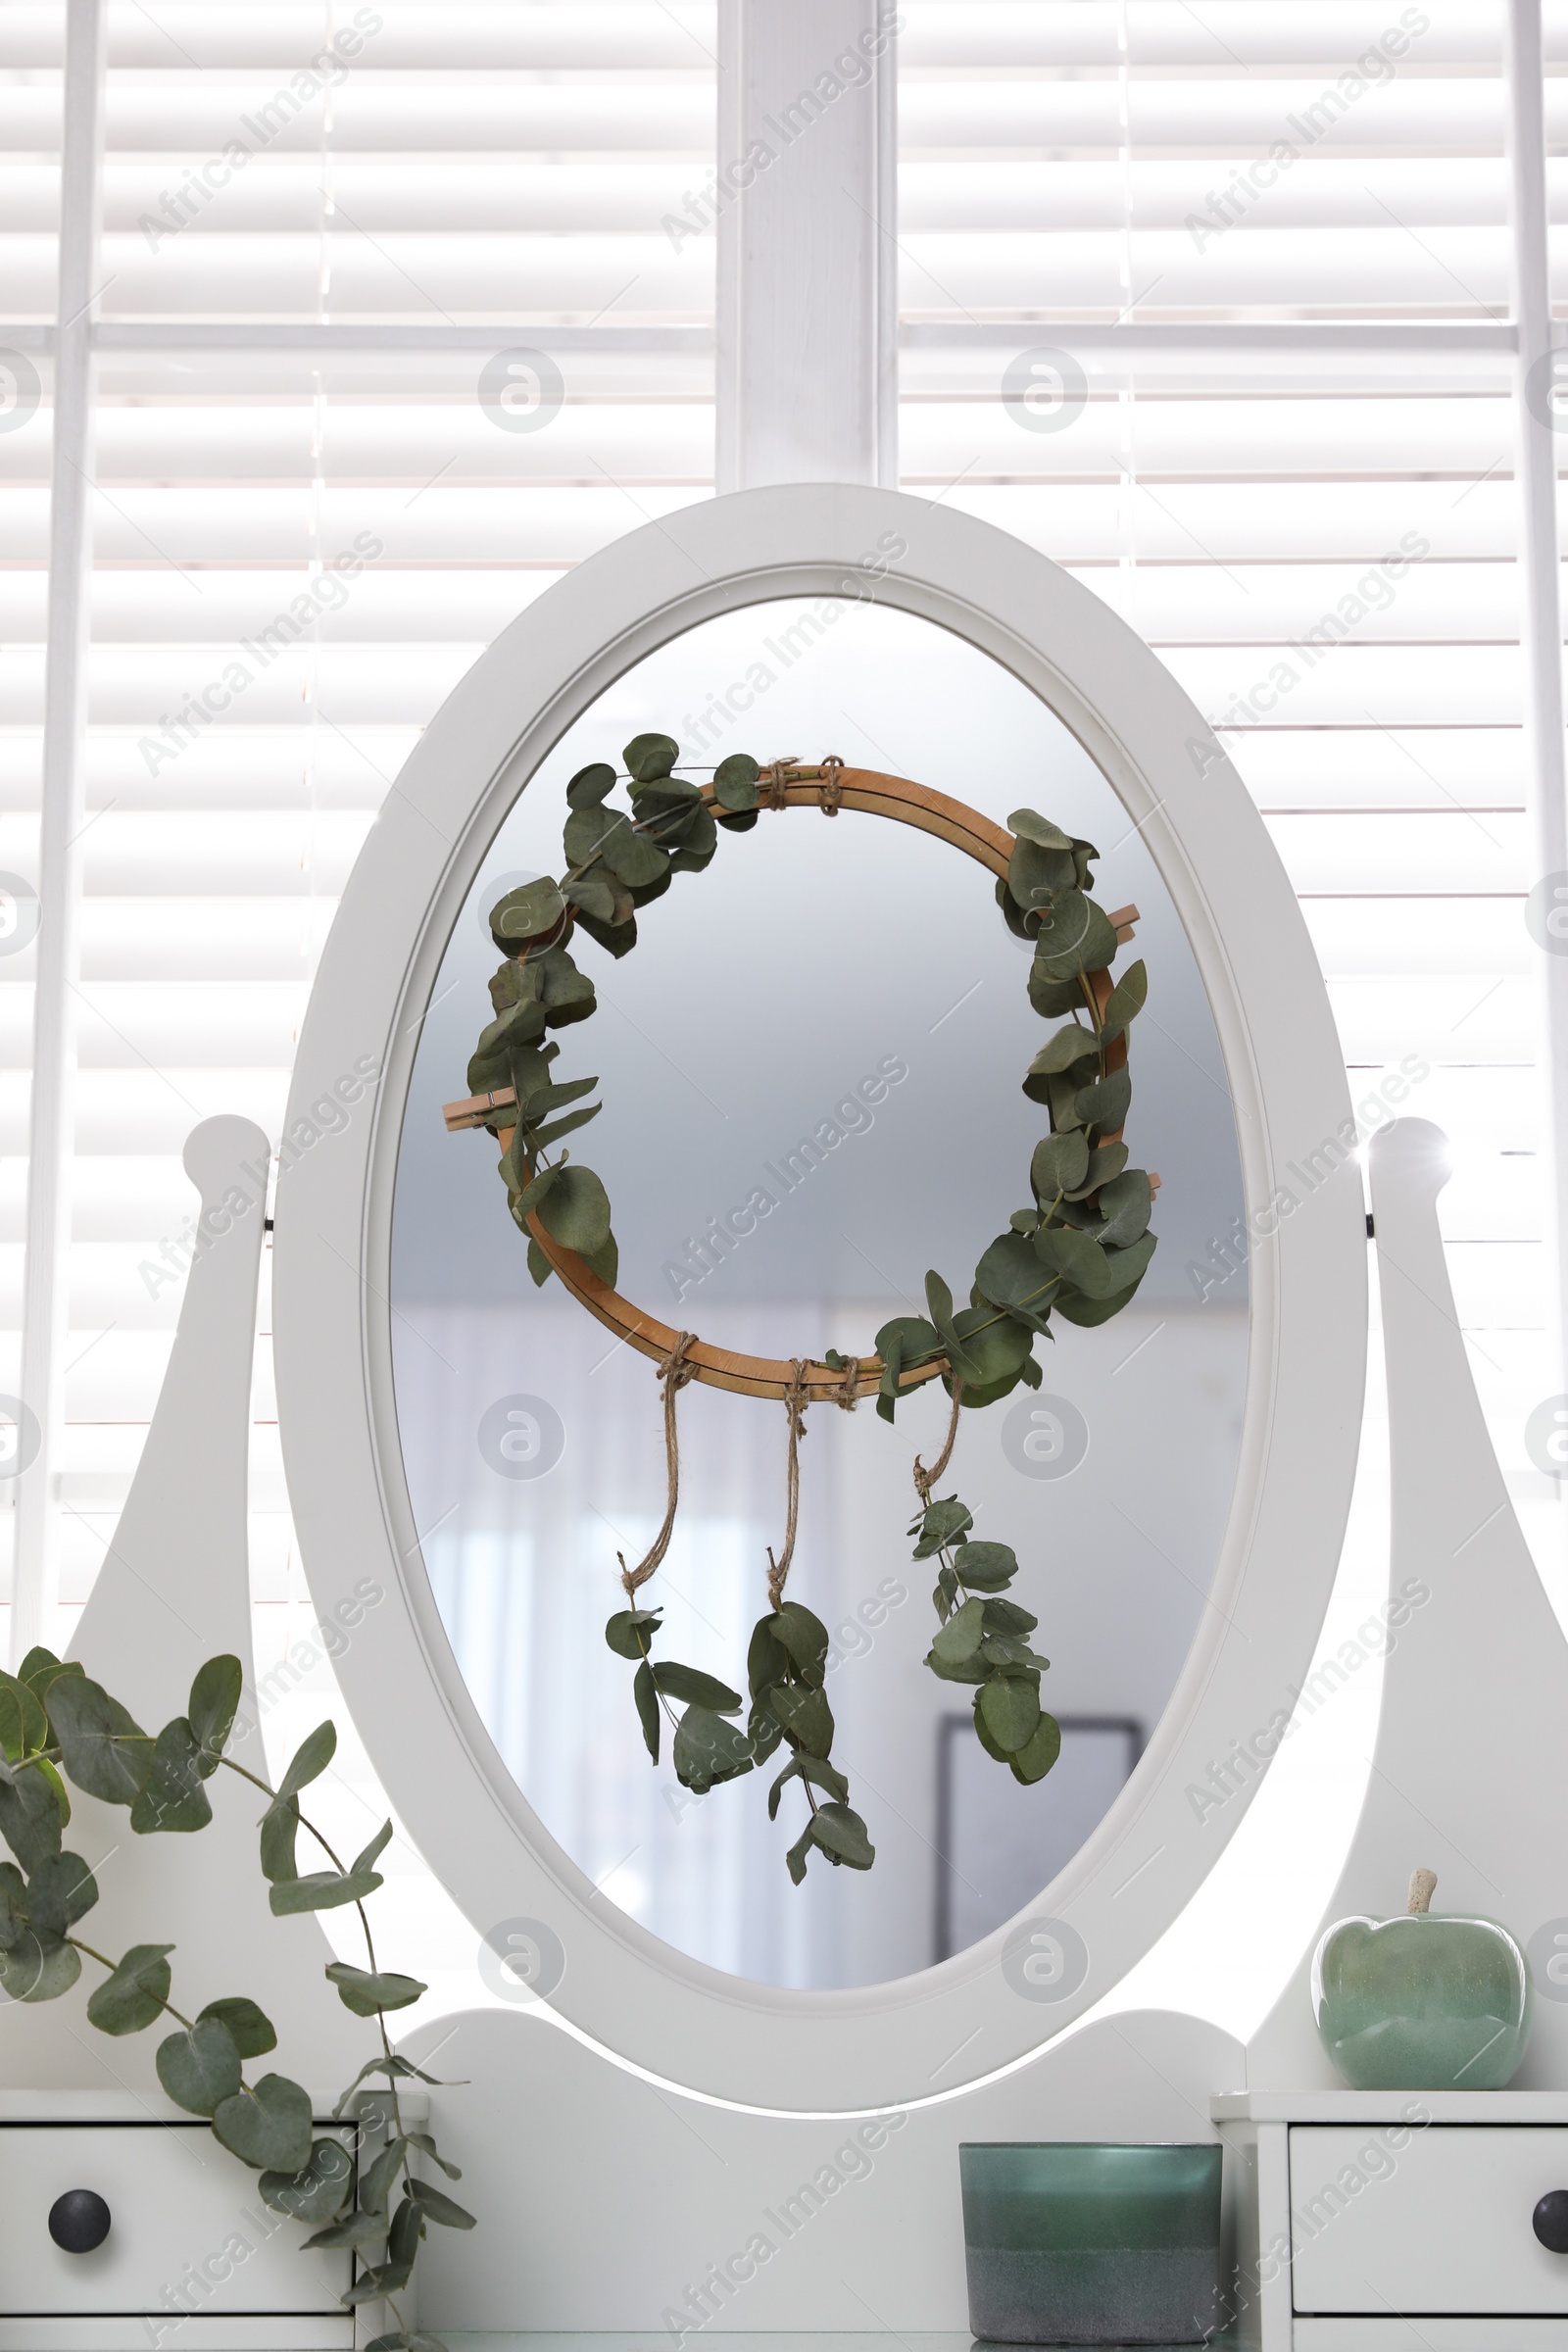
[389,595,1249,1990]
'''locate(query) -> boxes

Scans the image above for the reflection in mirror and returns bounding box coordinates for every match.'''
[390,597,1248,1990]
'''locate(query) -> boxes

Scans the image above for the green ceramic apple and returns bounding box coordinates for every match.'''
[1312,1867,1533,2090]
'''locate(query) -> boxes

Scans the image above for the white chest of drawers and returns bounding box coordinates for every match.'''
[0,2092,411,2352]
[1214,2090,1568,2352]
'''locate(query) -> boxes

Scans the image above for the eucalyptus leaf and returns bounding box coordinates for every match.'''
[1101,957,1148,1039]
[974,1232,1058,1334]
[1074,1066,1132,1137]
[746,1615,786,1698]
[1032,893,1119,981]
[277,1720,336,1801]
[25,1850,97,1938]
[563,870,616,922]
[408,2178,476,2230]
[333,2055,453,2119]
[303,2209,390,2251]
[48,1676,150,1807]
[260,1796,300,1885]
[1032,1224,1122,1299]
[200,1995,277,2058]
[359,2135,408,2215]
[911,1496,973,1558]
[766,1751,849,1821]
[213,2074,313,2173]
[981,1594,1037,1633]
[923,1270,985,1390]
[769,1602,830,1684]
[930,1596,985,1666]
[623,731,679,783]
[1008,808,1076,853]
[0,1859,24,1948]
[1031,1129,1091,1202]
[949,1305,1034,1387]
[516,1073,598,1121]
[86,1942,173,2036]
[1097,1168,1153,1249]
[0,1668,47,1759]
[269,1867,384,1916]
[489,879,565,948]
[980,1672,1042,1756]
[672,1706,753,1793]
[157,2015,243,2115]
[0,1932,79,2002]
[651,1661,742,1713]
[342,2263,414,2308]
[1009,1709,1063,1786]
[325,1962,426,2017]
[597,816,668,891]
[713,753,760,809]
[352,1821,395,1877]
[188,1656,242,1776]
[19,1647,80,1705]
[526,1104,601,1153]
[605,1607,661,1661]
[768,1683,833,1757]
[404,2131,461,2180]
[564,760,617,809]
[0,1762,64,1874]
[630,1662,659,1762]
[130,1718,213,1835]
[806,1802,875,1871]
[1028,961,1087,1019]
[536,1163,612,1256]
[1054,1277,1149,1328]
[1067,1141,1129,1199]
[1030,1024,1100,1079]
[953,1541,1019,1592]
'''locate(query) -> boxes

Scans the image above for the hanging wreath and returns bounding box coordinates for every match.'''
[445,737,1158,1885]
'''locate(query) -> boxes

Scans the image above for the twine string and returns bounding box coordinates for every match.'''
[912,1379,962,1508]
[766,1360,810,1610]
[618,1332,699,1599]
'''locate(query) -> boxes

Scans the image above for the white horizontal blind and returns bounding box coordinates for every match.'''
[899,0,1563,2023]
[0,1,716,1664]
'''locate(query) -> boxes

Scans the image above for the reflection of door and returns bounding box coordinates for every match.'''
[934,1715,1144,1963]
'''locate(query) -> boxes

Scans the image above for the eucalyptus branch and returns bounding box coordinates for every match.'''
[0,1651,474,2352]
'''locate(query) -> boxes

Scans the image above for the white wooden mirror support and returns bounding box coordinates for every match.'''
[271,484,1367,2116]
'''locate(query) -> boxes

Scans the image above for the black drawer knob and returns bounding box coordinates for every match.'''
[1535,2191,1568,2253]
[48,2190,110,2252]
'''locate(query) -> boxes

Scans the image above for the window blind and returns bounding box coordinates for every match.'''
[0,2,716,1914]
[899,0,1556,2026]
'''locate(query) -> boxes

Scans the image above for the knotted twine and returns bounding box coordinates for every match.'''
[911,1380,962,1510]
[765,1360,810,1611]
[761,757,796,810]
[618,1332,699,1600]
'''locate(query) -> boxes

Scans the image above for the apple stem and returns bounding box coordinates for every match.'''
[1408,1867,1438,1915]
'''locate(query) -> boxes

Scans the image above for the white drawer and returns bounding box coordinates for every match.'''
[0,2125,353,2320]
[1291,2125,1568,2315]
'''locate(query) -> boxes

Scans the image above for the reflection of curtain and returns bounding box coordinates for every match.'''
[407,1298,898,1990]
[397,1298,1246,1991]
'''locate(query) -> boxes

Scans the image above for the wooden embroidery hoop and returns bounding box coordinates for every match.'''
[443,760,1147,1403]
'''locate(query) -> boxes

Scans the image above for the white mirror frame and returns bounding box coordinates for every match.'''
[272,483,1366,2115]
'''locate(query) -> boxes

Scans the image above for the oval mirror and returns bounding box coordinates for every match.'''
[274,485,1363,2111]
[389,597,1249,1992]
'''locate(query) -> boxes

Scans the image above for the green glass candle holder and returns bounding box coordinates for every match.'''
[1311,1867,1533,2091]
[958,2141,1223,2346]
